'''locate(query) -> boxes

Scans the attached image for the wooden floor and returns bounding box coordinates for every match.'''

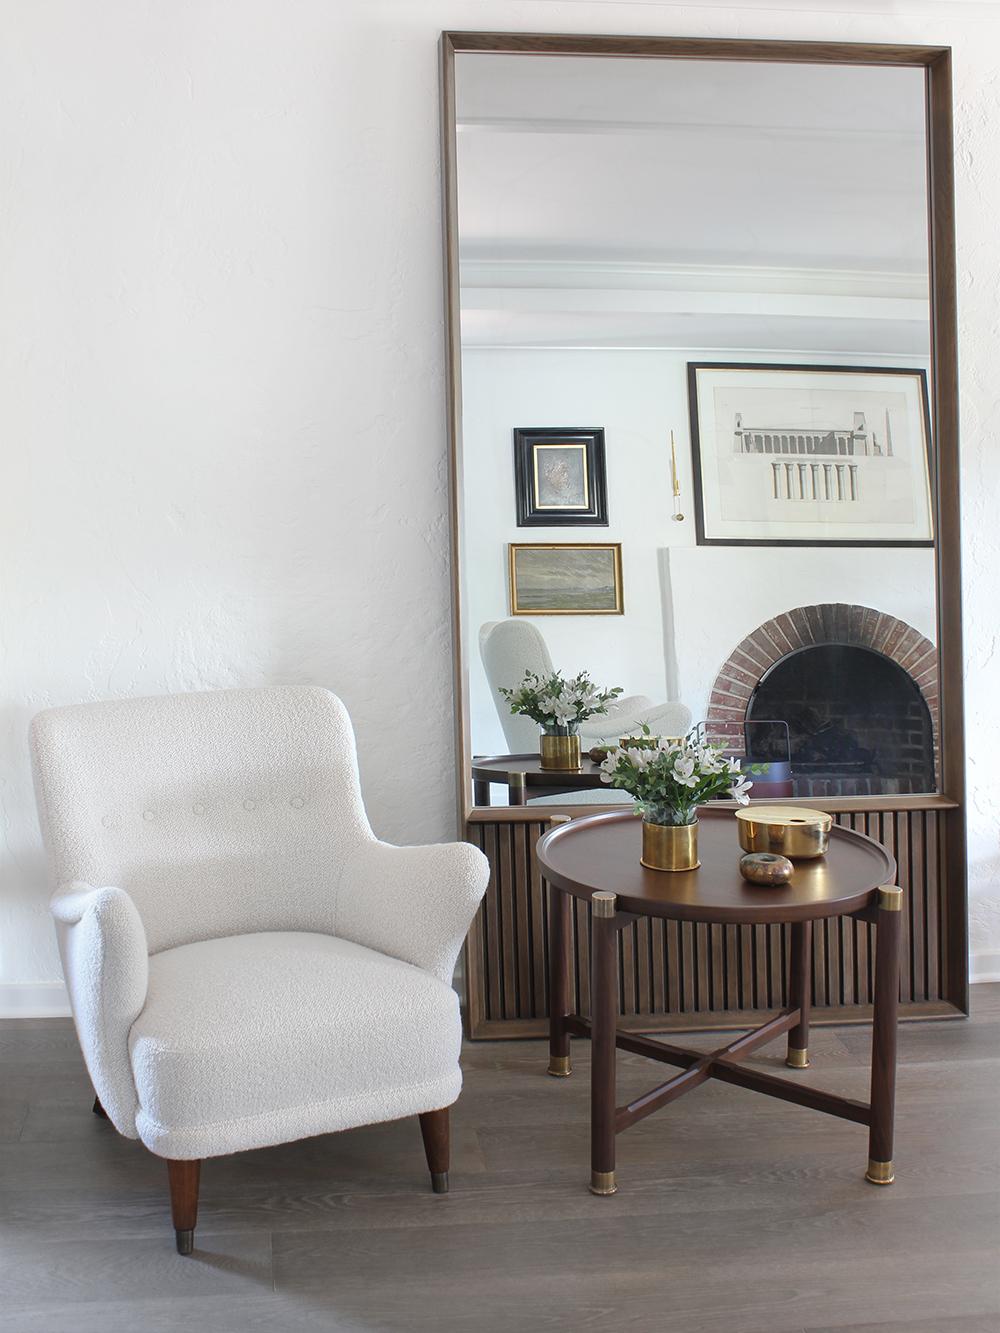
[1,989,998,1332]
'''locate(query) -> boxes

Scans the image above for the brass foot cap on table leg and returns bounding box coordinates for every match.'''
[786,1047,810,1069]
[547,1055,572,1078]
[431,1171,449,1194]
[589,1170,617,1196]
[175,1229,194,1256]
[865,1159,895,1185]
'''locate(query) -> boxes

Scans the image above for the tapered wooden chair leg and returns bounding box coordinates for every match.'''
[92,1096,108,1119]
[167,1158,202,1254]
[418,1107,450,1194]
[786,921,812,1068]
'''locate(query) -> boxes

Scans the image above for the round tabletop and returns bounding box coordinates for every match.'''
[536,806,896,925]
[472,753,608,788]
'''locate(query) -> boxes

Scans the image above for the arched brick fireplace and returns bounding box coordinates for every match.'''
[706,604,938,796]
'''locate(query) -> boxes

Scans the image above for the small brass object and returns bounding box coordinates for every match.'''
[641,819,699,872]
[589,1169,617,1196]
[547,1055,572,1077]
[592,891,617,918]
[786,1047,810,1069]
[877,885,903,912]
[736,805,832,858]
[540,732,582,771]
[740,851,794,886]
[865,1158,895,1185]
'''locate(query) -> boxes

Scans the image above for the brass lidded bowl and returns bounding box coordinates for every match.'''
[735,805,832,859]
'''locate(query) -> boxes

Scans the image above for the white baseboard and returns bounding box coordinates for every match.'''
[0,957,995,1020]
[970,952,1000,985]
[0,982,71,1018]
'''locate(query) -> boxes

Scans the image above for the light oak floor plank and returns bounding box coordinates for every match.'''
[0,988,997,1332]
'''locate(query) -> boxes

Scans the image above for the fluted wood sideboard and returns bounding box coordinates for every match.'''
[463,799,966,1039]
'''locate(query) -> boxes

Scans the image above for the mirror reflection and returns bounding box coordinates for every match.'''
[456,54,936,807]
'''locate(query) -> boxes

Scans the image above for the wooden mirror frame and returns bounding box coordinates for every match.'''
[441,32,967,1030]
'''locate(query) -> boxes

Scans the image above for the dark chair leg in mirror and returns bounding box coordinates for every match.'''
[418,1107,450,1194]
[167,1158,202,1254]
[867,887,902,1185]
[786,920,812,1068]
[92,1095,108,1119]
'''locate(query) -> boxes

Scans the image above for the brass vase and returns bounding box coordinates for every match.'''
[641,818,699,872]
[539,731,582,771]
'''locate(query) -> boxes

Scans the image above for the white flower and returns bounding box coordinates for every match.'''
[670,755,698,787]
[730,776,753,805]
[552,699,577,725]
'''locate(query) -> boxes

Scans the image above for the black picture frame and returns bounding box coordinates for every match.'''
[513,427,608,527]
[688,362,934,548]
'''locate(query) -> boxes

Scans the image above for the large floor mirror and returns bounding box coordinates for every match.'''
[441,33,965,1038]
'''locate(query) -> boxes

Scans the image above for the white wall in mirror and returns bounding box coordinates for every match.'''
[463,346,935,758]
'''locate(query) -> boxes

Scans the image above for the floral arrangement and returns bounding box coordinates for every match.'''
[499,669,623,735]
[600,730,755,826]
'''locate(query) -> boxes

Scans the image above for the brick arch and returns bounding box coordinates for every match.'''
[706,603,939,755]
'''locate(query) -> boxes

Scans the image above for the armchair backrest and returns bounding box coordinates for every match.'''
[479,619,555,752]
[31,686,373,954]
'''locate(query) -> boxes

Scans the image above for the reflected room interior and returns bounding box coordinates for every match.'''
[455,53,937,807]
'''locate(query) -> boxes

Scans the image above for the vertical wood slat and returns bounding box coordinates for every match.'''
[466,807,948,1036]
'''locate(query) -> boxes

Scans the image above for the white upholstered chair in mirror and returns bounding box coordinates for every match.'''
[479,619,692,751]
[31,686,489,1254]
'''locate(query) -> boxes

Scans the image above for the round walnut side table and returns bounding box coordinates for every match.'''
[536,807,902,1197]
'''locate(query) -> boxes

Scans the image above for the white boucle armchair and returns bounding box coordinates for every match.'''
[31,686,489,1254]
[480,619,692,751]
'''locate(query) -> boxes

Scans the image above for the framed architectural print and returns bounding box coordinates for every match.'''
[688,364,934,547]
[508,543,623,615]
[513,428,608,526]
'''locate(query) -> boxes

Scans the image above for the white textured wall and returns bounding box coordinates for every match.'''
[1,0,998,1007]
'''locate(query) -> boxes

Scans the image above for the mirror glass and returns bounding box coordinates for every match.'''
[454,53,937,806]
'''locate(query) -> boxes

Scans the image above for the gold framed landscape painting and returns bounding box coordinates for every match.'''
[508,543,624,615]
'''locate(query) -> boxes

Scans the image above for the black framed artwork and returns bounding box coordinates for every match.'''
[688,363,934,547]
[513,428,608,526]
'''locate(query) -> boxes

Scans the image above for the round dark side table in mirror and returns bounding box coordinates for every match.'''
[536,807,901,1196]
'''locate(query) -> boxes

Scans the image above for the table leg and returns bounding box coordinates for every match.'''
[590,891,618,1196]
[867,886,902,1185]
[508,772,527,806]
[473,779,491,807]
[548,886,573,1077]
[786,920,812,1068]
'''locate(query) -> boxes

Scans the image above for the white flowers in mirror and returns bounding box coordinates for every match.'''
[499,670,624,736]
[600,730,754,827]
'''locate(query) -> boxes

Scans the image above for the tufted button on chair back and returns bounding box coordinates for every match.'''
[31,686,372,954]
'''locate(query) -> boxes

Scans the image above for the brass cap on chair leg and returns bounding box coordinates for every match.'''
[786,1047,810,1069]
[548,1055,572,1077]
[175,1228,194,1255]
[589,1170,617,1196]
[865,1159,895,1185]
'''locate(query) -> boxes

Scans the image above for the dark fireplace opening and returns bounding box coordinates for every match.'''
[746,643,935,797]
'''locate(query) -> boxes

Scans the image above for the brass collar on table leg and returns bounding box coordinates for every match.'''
[786,1047,810,1069]
[877,885,903,911]
[865,1159,895,1185]
[547,1055,572,1077]
[589,1170,617,1196]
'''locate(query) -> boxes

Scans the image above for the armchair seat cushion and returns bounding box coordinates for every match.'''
[128,931,462,1160]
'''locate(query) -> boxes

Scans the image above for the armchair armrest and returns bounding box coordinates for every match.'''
[336,839,490,984]
[51,882,149,1136]
[579,700,693,744]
